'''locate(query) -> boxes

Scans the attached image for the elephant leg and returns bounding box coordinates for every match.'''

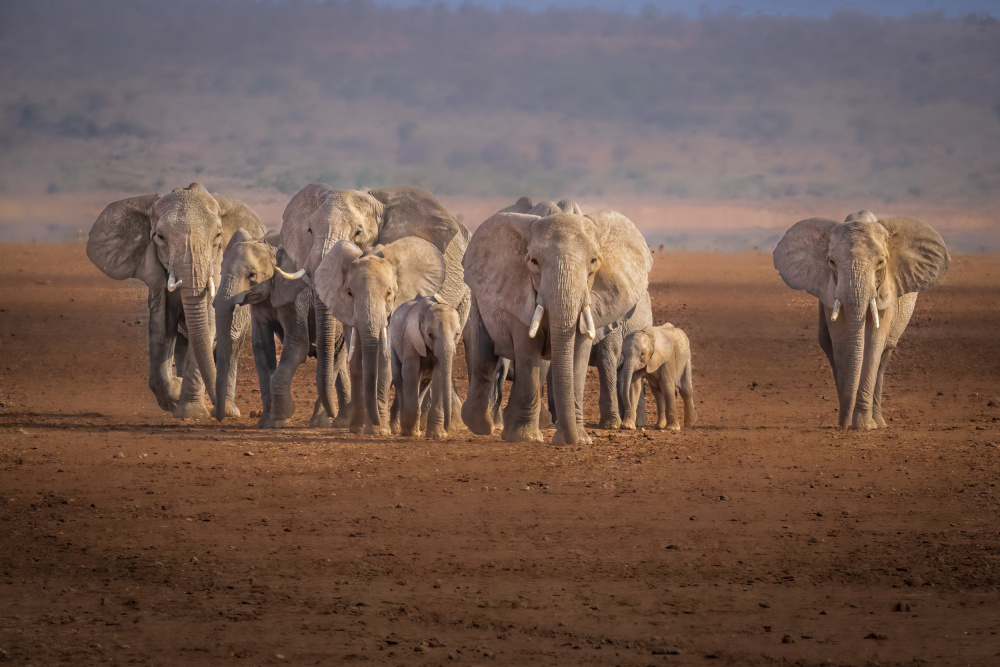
[252,317,278,428]
[418,378,432,433]
[501,325,544,444]
[174,341,210,419]
[224,307,250,419]
[331,327,352,427]
[538,359,554,428]
[546,363,556,426]
[571,335,594,445]
[488,357,509,431]
[315,299,344,425]
[818,302,839,395]
[462,298,500,435]
[348,336,367,434]
[370,338,393,435]
[871,347,894,428]
[662,368,681,431]
[594,330,623,429]
[271,324,310,427]
[399,356,422,437]
[636,378,649,427]
[850,330,884,431]
[680,359,697,428]
[650,376,668,430]
[309,398,328,428]
[147,288,181,411]
[620,373,642,430]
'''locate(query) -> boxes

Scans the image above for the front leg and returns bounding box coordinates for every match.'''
[462,297,500,435]
[251,313,278,428]
[501,315,545,443]
[399,353,424,437]
[147,287,180,411]
[224,304,252,419]
[270,309,311,426]
[348,335,367,434]
[660,367,681,431]
[871,347,894,428]
[572,334,594,444]
[592,330,623,429]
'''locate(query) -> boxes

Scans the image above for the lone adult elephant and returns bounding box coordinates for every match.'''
[773,210,949,430]
[279,184,471,424]
[87,183,266,418]
[463,210,652,446]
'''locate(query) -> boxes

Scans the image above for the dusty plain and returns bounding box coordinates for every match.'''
[1,242,998,666]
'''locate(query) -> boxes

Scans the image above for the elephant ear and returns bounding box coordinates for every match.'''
[86,194,161,286]
[527,201,563,216]
[403,301,427,357]
[212,193,266,245]
[224,228,253,257]
[263,229,281,248]
[270,247,308,308]
[772,217,838,306]
[378,237,446,308]
[464,212,539,328]
[586,210,653,329]
[314,241,364,325]
[558,199,583,215]
[880,216,950,295]
[499,196,535,214]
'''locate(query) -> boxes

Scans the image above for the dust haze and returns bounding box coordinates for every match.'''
[2,1,999,248]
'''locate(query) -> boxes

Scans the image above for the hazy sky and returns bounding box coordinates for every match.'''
[371,0,997,16]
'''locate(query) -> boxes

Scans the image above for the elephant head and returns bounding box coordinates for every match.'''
[314,236,446,430]
[213,230,305,420]
[618,328,657,389]
[464,210,652,446]
[87,183,265,411]
[773,210,949,428]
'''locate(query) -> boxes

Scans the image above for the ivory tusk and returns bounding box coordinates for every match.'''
[208,277,216,299]
[275,267,305,280]
[583,305,596,340]
[528,303,544,339]
[869,297,879,329]
[830,298,841,322]
[167,273,182,292]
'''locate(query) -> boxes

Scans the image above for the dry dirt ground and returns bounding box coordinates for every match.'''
[1,243,999,666]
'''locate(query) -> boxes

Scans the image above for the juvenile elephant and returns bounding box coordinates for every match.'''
[773,210,949,429]
[389,295,463,439]
[314,237,447,434]
[87,183,266,418]
[619,323,697,431]
[463,209,652,446]
[214,230,339,428]
[279,185,471,425]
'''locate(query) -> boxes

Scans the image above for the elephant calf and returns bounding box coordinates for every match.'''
[388,295,463,439]
[619,323,697,432]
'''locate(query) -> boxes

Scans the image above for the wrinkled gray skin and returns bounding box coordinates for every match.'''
[215,232,341,428]
[87,183,265,418]
[279,184,471,426]
[774,210,949,429]
[500,197,652,429]
[463,209,652,446]
[389,295,464,439]
[314,237,448,435]
[619,323,697,431]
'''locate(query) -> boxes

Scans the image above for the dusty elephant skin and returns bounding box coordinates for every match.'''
[86,183,266,419]
[279,184,471,429]
[1,244,999,666]
[773,210,949,430]
[619,323,697,431]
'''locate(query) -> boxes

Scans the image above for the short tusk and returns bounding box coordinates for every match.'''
[583,305,596,340]
[528,303,544,339]
[167,273,182,292]
[208,277,216,299]
[830,298,841,322]
[869,297,880,329]
[275,267,305,280]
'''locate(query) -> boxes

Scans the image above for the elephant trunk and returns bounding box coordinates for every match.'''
[313,297,340,418]
[833,269,876,428]
[436,337,455,434]
[213,298,237,421]
[360,329,384,428]
[181,288,217,406]
[545,267,587,445]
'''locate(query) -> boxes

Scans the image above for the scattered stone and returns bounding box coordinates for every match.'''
[114,452,125,458]
[190,556,199,564]
[893,602,911,612]
[864,632,888,640]
[781,635,794,644]
[758,602,770,608]
[243,452,254,457]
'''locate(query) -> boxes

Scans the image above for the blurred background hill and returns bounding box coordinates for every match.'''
[1,0,998,248]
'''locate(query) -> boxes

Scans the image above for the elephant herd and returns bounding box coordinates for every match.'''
[86,182,950,444]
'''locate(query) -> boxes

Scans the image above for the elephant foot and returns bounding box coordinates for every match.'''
[873,411,887,428]
[425,424,448,440]
[850,413,879,430]
[502,420,544,443]
[537,408,553,429]
[173,400,211,420]
[153,377,184,412]
[598,415,622,430]
[257,416,275,428]
[225,401,241,418]
[309,411,331,428]
[620,419,636,430]
[463,402,495,436]
[550,426,591,446]
[331,409,353,428]
[668,422,682,432]
[364,424,390,436]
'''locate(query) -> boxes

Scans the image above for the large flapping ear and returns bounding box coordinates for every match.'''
[586,210,653,329]
[772,217,838,306]
[86,194,161,286]
[313,240,364,325]
[212,192,267,245]
[463,212,539,328]
[379,237,446,308]
[270,247,308,308]
[879,216,950,295]
[404,300,428,357]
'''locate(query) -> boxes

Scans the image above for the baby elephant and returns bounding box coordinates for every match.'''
[619,323,697,431]
[389,295,463,439]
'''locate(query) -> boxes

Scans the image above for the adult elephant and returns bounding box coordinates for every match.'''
[463,209,652,446]
[87,183,266,418]
[280,184,471,424]
[773,210,949,429]
[500,197,652,429]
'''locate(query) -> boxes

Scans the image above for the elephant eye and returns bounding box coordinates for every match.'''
[828,258,836,268]
[530,258,538,265]
[346,289,352,297]
[354,229,362,237]
[386,289,392,299]
[156,233,164,240]
[590,257,597,264]
[877,258,886,267]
